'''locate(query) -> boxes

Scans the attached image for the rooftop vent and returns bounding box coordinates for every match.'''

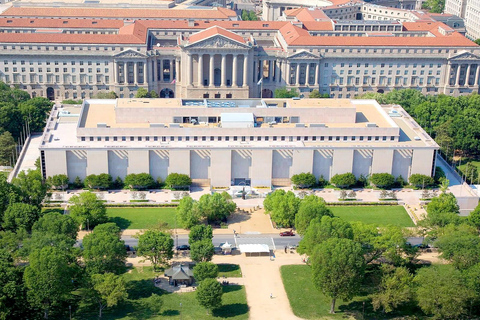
[310,123,326,127]
[97,123,107,128]
[366,123,377,127]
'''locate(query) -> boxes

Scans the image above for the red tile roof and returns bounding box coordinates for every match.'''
[189,26,245,44]
[0,17,124,28]
[1,7,236,19]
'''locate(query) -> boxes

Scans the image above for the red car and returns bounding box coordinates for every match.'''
[280,230,295,236]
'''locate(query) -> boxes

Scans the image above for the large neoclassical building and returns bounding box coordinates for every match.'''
[39,98,438,187]
[0,3,479,100]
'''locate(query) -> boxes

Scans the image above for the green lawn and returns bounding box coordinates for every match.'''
[458,160,480,182]
[107,207,178,229]
[329,206,414,227]
[217,264,242,278]
[77,266,249,320]
[281,265,421,320]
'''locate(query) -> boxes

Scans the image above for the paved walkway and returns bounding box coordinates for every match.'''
[213,252,303,320]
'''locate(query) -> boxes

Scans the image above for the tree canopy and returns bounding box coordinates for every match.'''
[193,262,219,282]
[196,278,223,312]
[190,239,215,263]
[311,238,365,314]
[69,191,108,229]
[294,195,332,236]
[136,229,173,271]
[263,189,300,227]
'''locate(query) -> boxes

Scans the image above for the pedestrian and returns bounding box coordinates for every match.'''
[270,293,273,299]
[284,246,287,253]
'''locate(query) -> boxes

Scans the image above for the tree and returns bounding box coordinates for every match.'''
[135,88,150,98]
[149,90,159,98]
[263,189,300,227]
[196,278,223,313]
[190,239,215,262]
[464,162,478,183]
[291,172,316,188]
[309,89,322,98]
[311,238,365,314]
[294,195,332,235]
[189,225,213,245]
[12,169,48,207]
[24,246,77,319]
[435,229,480,269]
[165,173,192,189]
[82,223,126,275]
[0,249,28,320]
[274,87,298,98]
[370,173,395,189]
[69,191,108,229]
[423,193,460,228]
[422,0,445,13]
[94,91,117,99]
[371,266,413,313]
[2,202,41,232]
[176,196,201,229]
[330,173,356,188]
[408,174,434,188]
[0,132,16,166]
[124,173,155,190]
[193,262,219,282]
[0,175,19,224]
[84,174,112,190]
[18,97,53,132]
[415,265,472,319]
[241,10,258,21]
[298,216,353,256]
[468,203,480,230]
[136,229,173,271]
[90,273,128,319]
[46,174,69,190]
[476,39,480,46]
[195,192,236,224]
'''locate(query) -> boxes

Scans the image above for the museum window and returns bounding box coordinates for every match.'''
[138,137,142,141]
[81,137,85,141]
[178,137,182,141]
[360,136,364,141]
[130,137,134,141]
[194,136,198,141]
[281,136,285,141]
[122,137,126,141]
[352,136,356,141]
[202,136,206,141]
[257,136,261,141]
[185,137,189,141]
[170,137,174,141]
[312,137,317,141]
[225,137,229,141]
[343,136,347,141]
[297,136,301,141]
[265,137,269,141]
[250,136,254,141]
[218,137,222,141]
[336,137,340,141]
[367,136,372,141]
[320,136,324,141]
[210,136,214,141]
[90,137,94,141]
[97,137,101,141]
[382,136,387,141]
[328,136,333,141]
[304,136,309,141]
[273,136,277,141]
[145,137,149,141]
[375,136,380,141]
[391,136,395,141]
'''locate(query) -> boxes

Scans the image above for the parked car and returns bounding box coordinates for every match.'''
[176,245,190,251]
[280,230,295,236]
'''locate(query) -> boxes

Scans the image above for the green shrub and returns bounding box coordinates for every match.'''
[291,172,316,188]
[84,173,112,190]
[409,174,434,188]
[330,173,356,189]
[370,173,395,188]
[124,173,155,190]
[165,173,192,189]
[62,99,83,104]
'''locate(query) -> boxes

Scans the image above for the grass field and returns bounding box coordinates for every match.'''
[281,265,421,320]
[329,206,414,227]
[79,266,249,320]
[107,207,177,229]
[217,264,242,278]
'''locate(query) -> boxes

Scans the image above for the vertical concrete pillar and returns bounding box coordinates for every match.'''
[210,150,232,187]
[198,54,203,87]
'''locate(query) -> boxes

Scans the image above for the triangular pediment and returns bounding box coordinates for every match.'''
[114,49,147,59]
[449,51,480,61]
[185,34,250,49]
[288,50,321,60]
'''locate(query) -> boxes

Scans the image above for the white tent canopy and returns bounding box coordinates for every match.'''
[238,244,270,256]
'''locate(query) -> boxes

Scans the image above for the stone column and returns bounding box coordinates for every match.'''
[158,59,163,82]
[232,54,238,87]
[258,59,262,81]
[154,59,158,83]
[221,54,227,87]
[277,60,282,83]
[170,59,174,82]
[314,63,319,86]
[113,62,118,84]
[295,63,300,86]
[198,54,203,86]
[286,61,291,85]
[134,62,138,85]
[175,58,180,82]
[466,64,472,85]
[187,54,192,86]
[306,62,311,85]
[209,54,215,87]
[446,63,452,86]
[475,64,480,86]
[243,54,248,87]
[455,64,461,86]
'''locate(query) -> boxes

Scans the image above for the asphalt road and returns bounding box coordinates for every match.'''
[77,234,423,249]
[77,233,302,249]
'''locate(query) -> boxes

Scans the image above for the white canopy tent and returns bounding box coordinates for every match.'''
[238,244,270,257]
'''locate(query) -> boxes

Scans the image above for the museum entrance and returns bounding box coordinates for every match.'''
[46,87,55,100]
[233,178,251,186]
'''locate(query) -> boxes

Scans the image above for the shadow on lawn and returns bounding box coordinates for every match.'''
[127,279,164,299]
[109,216,131,229]
[218,263,241,274]
[213,303,249,318]
[339,299,422,320]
